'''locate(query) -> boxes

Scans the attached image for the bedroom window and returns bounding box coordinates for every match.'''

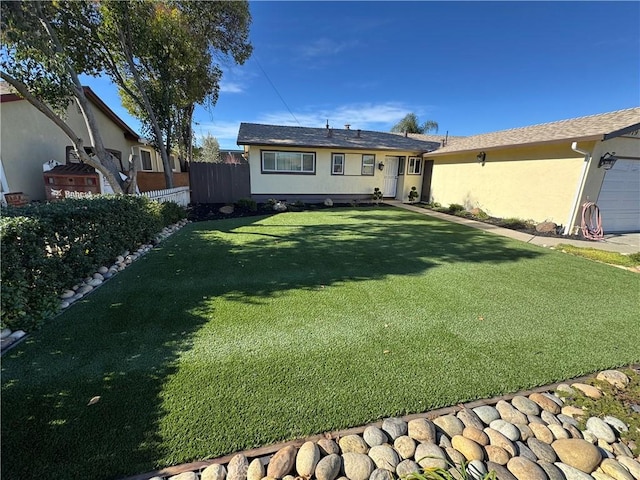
[262,151,316,173]
[362,154,375,176]
[408,156,422,175]
[332,153,345,175]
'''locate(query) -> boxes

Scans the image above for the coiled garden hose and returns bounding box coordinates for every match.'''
[581,201,604,240]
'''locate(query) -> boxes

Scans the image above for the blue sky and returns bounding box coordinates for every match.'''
[84,1,640,150]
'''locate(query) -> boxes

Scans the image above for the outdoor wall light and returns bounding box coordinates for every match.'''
[598,152,618,170]
[378,162,385,171]
[477,151,486,166]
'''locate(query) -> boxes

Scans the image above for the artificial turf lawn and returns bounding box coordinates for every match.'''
[2,207,639,479]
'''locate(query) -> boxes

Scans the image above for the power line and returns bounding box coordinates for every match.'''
[253,54,300,126]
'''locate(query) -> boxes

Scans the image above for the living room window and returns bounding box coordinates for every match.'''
[262,151,316,174]
[362,154,375,176]
[332,153,345,175]
[408,156,422,175]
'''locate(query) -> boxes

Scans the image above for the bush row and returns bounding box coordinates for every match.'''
[1,195,186,332]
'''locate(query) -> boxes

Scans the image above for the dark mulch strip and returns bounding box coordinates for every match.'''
[187,202,390,222]
[421,206,591,241]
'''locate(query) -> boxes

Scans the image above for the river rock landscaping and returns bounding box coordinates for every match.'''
[137,368,640,480]
[0,218,190,353]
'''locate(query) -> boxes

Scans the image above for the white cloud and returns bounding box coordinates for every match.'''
[257,102,415,131]
[219,81,244,94]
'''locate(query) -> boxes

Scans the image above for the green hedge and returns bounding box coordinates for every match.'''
[1,195,185,332]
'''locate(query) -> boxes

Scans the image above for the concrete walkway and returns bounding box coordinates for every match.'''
[387,201,640,255]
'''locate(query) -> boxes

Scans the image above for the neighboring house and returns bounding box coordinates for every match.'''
[236,123,440,203]
[423,108,640,233]
[0,82,182,201]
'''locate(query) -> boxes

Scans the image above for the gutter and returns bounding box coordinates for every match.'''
[563,142,592,235]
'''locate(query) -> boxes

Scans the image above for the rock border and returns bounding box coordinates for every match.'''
[122,367,640,480]
[0,219,190,355]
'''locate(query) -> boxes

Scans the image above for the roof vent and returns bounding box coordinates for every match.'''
[404,131,408,137]
[357,129,361,138]
[327,128,333,138]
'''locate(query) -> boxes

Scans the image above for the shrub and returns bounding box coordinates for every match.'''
[408,186,419,203]
[372,187,383,203]
[500,217,535,230]
[0,195,182,332]
[448,203,465,213]
[160,201,187,225]
[235,197,258,212]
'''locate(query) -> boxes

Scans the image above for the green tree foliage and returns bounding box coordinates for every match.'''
[0,1,252,191]
[192,134,221,163]
[108,1,252,186]
[391,113,439,134]
[0,1,131,193]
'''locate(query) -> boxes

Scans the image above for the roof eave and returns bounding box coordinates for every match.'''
[603,123,640,141]
[423,135,603,157]
[83,87,140,141]
[238,140,434,152]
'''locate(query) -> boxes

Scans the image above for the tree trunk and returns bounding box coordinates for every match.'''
[0,72,125,194]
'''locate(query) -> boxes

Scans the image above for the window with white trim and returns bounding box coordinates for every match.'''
[408,156,422,175]
[332,153,345,175]
[140,149,153,171]
[362,154,375,176]
[262,151,315,173]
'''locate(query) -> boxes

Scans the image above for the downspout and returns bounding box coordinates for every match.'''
[563,142,591,235]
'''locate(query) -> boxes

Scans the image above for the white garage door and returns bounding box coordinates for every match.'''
[597,159,640,233]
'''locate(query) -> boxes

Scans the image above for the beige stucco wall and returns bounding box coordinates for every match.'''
[1,98,139,201]
[247,145,423,201]
[427,143,589,225]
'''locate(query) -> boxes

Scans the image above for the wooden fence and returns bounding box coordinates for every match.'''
[140,186,190,207]
[189,162,250,204]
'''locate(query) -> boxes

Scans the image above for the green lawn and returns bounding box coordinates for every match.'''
[2,207,639,479]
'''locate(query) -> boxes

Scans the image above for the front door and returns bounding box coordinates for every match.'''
[383,156,399,197]
[421,160,434,202]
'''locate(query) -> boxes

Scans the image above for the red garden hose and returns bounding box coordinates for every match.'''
[581,201,604,240]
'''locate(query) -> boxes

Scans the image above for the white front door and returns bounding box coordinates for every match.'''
[383,156,399,197]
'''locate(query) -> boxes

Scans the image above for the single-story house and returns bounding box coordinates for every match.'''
[0,82,184,201]
[422,107,640,234]
[237,108,639,234]
[236,123,440,203]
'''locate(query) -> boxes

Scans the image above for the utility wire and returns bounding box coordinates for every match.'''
[253,54,301,126]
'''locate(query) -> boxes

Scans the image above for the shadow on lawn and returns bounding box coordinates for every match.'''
[1,287,210,479]
[1,208,543,480]
[184,208,542,302]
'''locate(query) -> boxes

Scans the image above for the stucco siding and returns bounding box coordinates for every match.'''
[428,144,586,224]
[1,99,138,201]
[248,145,422,201]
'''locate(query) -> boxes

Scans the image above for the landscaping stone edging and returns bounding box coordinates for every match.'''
[122,366,640,480]
[0,218,190,355]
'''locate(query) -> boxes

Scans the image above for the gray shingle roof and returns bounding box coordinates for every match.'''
[237,123,440,152]
[426,107,640,156]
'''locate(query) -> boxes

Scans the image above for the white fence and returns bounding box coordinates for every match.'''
[139,186,190,207]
